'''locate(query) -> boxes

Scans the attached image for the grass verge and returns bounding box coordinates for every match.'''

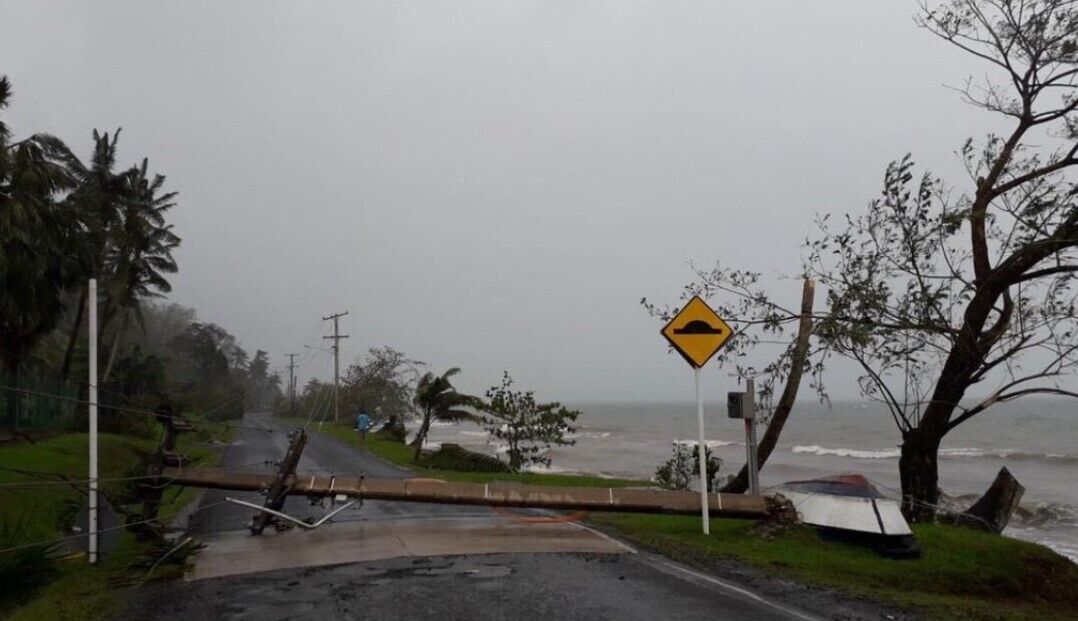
[591,513,1078,621]
[0,426,224,620]
[291,419,649,488]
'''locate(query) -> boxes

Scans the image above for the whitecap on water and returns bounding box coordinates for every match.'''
[673,439,741,448]
[790,444,1075,463]
[789,444,901,459]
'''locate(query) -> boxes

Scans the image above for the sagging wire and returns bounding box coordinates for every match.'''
[0,499,231,556]
[863,476,998,531]
[0,385,273,434]
[0,460,276,489]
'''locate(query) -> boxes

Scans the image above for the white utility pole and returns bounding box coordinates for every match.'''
[694,368,710,534]
[322,311,349,426]
[88,278,99,564]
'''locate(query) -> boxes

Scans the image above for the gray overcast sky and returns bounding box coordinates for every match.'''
[2,1,1002,401]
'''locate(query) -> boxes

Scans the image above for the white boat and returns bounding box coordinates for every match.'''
[777,474,920,558]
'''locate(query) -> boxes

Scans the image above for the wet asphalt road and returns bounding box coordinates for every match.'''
[117,413,822,621]
[185,413,491,534]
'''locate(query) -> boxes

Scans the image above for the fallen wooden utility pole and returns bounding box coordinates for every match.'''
[160,469,769,518]
[134,404,195,540]
[250,428,307,534]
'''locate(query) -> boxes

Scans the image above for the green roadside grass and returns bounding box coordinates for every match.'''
[0,427,225,620]
[591,513,1078,621]
[296,418,1078,621]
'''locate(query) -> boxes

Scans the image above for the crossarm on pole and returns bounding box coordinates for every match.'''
[226,497,358,529]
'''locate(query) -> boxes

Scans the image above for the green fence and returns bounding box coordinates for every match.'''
[0,373,80,433]
[2,373,246,438]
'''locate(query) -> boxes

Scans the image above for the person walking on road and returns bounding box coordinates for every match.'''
[355,410,371,442]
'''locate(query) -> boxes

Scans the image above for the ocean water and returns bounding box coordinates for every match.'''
[423,398,1078,562]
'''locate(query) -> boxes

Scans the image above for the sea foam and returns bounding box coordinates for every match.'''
[790,444,1075,463]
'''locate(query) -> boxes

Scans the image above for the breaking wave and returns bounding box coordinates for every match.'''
[791,444,1076,464]
[674,439,742,449]
[791,445,899,459]
[568,430,613,440]
[450,430,617,442]
[492,443,549,456]
[1007,503,1078,562]
[1012,502,1078,529]
[524,464,619,478]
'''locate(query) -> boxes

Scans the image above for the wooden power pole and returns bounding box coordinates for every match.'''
[285,353,298,416]
[322,311,349,425]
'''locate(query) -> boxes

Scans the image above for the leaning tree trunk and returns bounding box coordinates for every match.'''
[898,337,984,521]
[412,412,432,461]
[899,287,996,521]
[101,310,129,383]
[60,287,87,384]
[722,279,815,494]
[899,428,942,522]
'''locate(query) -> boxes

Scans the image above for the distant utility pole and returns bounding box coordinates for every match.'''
[285,353,298,416]
[322,311,349,426]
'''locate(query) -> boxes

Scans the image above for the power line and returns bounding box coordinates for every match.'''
[0,343,247,419]
[0,460,276,489]
[198,393,250,421]
[0,385,272,434]
[3,369,227,420]
[0,499,231,556]
[78,383,253,434]
[287,349,332,430]
[303,368,337,431]
[302,388,328,431]
[311,389,335,430]
[305,352,339,431]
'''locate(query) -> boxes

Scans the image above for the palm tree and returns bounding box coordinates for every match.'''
[58,129,129,383]
[0,76,80,423]
[411,368,477,461]
[0,76,80,374]
[100,159,180,381]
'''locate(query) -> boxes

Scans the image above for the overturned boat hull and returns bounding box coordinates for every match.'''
[778,474,920,558]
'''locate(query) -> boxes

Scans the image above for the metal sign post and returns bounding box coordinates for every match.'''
[693,368,709,534]
[728,378,761,495]
[744,377,759,495]
[660,296,734,534]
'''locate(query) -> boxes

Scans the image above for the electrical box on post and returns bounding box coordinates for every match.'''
[727,391,754,419]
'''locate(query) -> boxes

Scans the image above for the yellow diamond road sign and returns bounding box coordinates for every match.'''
[661,296,733,368]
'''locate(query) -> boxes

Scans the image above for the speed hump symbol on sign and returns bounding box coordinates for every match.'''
[661,296,734,368]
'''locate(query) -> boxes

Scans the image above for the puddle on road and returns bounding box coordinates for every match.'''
[225,602,316,621]
[366,559,513,585]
